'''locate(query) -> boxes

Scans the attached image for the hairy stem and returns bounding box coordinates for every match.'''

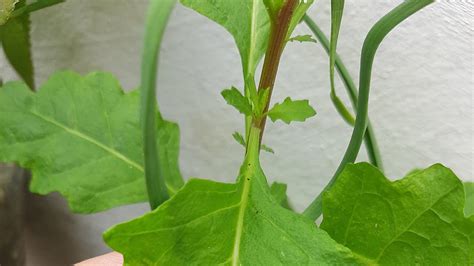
[303,0,434,220]
[303,14,383,170]
[255,0,298,138]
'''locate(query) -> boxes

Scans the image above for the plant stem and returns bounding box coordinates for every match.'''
[303,0,434,220]
[141,0,176,210]
[303,14,383,170]
[255,0,298,137]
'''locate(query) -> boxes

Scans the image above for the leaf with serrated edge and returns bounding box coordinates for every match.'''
[221,87,252,116]
[0,71,183,213]
[180,0,269,76]
[321,163,474,265]
[104,133,359,265]
[268,97,316,124]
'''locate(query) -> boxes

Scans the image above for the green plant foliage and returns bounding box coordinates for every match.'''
[270,181,290,209]
[0,71,183,213]
[268,97,316,124]
[180,0,269,77]
[0,0,34,88]
[232,131,274,154]
[288,34,317,43]
[465,182,474,217]
[321,163,474,265]
[104,129,359,265]
[221,87,253,116]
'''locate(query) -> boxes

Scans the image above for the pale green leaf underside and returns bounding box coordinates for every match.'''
[321,163,474,265]
[0,0,18,25]
[268,97,316,124]
[180,0,269,76]
[0,71,183,213]
[465,182,474,217]
[104,160,358,265]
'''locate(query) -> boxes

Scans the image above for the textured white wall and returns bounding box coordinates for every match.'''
[0,0,472,264]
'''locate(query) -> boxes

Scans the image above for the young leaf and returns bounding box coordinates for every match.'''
[104,129,359,265]
[465,182,474,217]
[180,0,269,77]
[260,144,274,154]
[268,97,316,124]
[286,0,314,39]
[321,163,474,265]
[0,71,183,213]
[0,0,34,89]
[232,131,246,147]
[221,87,253,116]
[0,0,18,25]
[288,34,316,43]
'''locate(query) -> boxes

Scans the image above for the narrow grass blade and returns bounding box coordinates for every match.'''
[303,0,434,220]
[141,0,176,209]
[303,15,383,170]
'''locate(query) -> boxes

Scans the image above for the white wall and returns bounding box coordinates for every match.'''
[0,0,472,264]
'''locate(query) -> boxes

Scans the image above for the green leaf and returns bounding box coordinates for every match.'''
[221,87,253,116]
[104,129,359,264]
[268,97,316,124]
[260,144,274,154]
[232,131,246,147]
[465,182,474,217]
[0,0,18,25]
[0,71,183,213]
[288,34,316,43]
[0,0,34,88]
[270,181,290,209]
[286,0,314,39]
[180,0,269,76]
[321,163,474,265]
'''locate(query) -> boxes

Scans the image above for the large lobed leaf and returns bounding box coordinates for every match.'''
[0,71,183,213]
[104,135,359,265]
[465,182,474,217]
[321,163,474,265]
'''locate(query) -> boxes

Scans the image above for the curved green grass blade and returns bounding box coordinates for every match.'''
[303,0,434,220]
[328,0,356,126]
[303,14,382,170]
[141,0,181,209]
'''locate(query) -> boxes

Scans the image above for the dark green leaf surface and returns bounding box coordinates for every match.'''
[180,0,269,76]
[221,87,253,116]
[465,182,474,217]
[321,163,474,265]
[0,0,34,88]
[268,97,316,124]
[104,128,358,265]
[0,71,183,213]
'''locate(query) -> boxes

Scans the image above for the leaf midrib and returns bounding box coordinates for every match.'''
[30,110,144,172]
